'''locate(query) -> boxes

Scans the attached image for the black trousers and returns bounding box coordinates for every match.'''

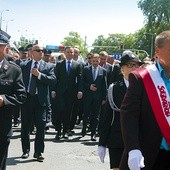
[0,138,10,170]
[21,94,46,153]
[53,93,75,134]
[70,98,83,130]
[12,105,20,124]
[83,97,101,136]
[152,149,170,170]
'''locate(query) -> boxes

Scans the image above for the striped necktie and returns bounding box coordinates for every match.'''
[29,61,38,95]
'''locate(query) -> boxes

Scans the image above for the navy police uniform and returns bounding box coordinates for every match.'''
[0,30,27,170]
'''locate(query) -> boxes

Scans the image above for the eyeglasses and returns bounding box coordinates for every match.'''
[124,63,140,68]
[33,49,44,53]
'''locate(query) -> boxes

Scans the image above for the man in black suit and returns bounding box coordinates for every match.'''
[20,44,56,162]
[99,51,113,86]
[53,46,83,140]
[69,47,85,131]
[82,53,107,141]
[0,30,27,170]
[98,51,113,134]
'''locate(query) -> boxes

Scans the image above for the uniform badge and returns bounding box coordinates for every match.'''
[3,64,8,71]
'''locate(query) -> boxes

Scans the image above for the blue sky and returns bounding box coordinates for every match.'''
[1,0,145,46]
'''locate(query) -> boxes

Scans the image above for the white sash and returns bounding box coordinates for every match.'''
[138,64,170,145]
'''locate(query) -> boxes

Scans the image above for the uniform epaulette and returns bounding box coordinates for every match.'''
[9,61,20,68]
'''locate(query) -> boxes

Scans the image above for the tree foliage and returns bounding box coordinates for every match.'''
[61,31,87,56]
[137,0,170,57]
[138,0,170,32]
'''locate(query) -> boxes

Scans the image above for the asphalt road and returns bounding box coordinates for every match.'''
[7,123,110,170]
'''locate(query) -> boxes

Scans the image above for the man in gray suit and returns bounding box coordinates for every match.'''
[20,44,56,162]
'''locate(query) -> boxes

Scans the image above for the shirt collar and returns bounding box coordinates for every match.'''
[92,66,99,70]
[124,77,129,87]
[32,59,40,68]
[156,61,165,78]
[66,59,73,63]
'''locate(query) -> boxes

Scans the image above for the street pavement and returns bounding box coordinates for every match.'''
[7,123,110,170]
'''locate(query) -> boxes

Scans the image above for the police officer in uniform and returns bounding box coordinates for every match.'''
[0,30,27,170]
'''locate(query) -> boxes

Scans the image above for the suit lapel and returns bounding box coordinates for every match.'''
[95,66,102,80]
[90,66,94,81]
[63,60,68,76]
[38,60,45,72]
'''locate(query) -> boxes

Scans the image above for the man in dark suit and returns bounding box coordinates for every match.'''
[52,46,82,140]
[99,51,113,86]
[0,30,27,170]
[82,53,107,141]
[98,51,114,135]
[20,44,56,162]
[69,47,85,131]
[120,30,170,170]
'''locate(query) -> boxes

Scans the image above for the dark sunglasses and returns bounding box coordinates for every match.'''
[33,49,44,53]
[124,63,140,68]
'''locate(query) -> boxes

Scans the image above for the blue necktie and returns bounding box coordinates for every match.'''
[93,68,96,80]
[29,61,38,95]
[67,61,71,75]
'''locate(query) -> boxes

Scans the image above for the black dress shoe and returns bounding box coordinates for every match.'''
[45,126,49,131]
[81,129,86,137]
[91,135,96,141]
[55,133,61,140]
[62,133,69,139]
[76,119,81,125]
[30,130,36,135]
[21,152,29,159]
[67,130,75,136]
[14,122,20,127]
[33,153,44,162]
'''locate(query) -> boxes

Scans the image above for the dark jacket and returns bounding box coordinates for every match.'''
[99,80,126,148]
[120,68,162,170]
[0,58,26,138]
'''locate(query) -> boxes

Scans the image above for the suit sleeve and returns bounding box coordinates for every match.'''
[2,67,27,107]
[82,67,91,90]
[120,72,142,152]
[76,63,83,92]
[39,64,56,85]
[102,70,107,101]
[99,100,113,146]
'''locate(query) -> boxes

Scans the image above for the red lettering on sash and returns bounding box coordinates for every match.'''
[157,85,170,117]
[138,66,170,146]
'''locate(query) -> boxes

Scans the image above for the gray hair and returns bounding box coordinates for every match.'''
[155,30,170,48]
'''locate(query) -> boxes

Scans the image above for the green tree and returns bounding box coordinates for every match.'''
[61,31,87,57]
[91,33,135,54]
[14,36,36,48]
[137,0,170,57]
[138,0,170,29]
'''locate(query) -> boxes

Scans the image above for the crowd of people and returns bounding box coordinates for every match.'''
[1,28,170,170]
